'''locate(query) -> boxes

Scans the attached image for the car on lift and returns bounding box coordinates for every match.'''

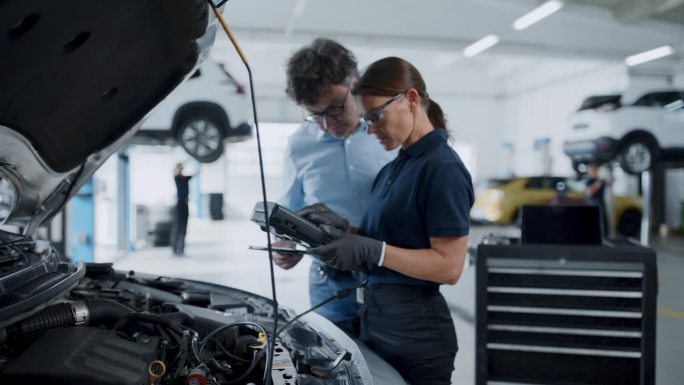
[471,176,643,237]
[136,60,253,163]
[563,90,684,174]
[0,2,403,385]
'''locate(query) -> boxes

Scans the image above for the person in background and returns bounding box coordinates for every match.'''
[273,38,394,335]
[585,162,609,236]
[303,56,474,384]
[171,163,194,257]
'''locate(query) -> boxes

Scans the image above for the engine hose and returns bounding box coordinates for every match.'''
[0,299,135,344]
[85,298,135,326]
[4,303,77,344]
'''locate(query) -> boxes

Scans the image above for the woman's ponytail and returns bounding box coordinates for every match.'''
[427,98,447,130]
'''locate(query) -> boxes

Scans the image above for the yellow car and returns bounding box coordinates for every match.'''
[471,176,643,237]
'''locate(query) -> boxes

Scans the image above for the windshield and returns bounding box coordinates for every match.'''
[485,178,514,188]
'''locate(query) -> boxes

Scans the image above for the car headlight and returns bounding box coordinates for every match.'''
[0,175,17,224]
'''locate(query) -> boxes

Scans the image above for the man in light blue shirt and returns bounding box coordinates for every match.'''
[274,38,394,335]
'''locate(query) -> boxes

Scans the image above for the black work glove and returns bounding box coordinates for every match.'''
[307,225,384,272]
[296,203,350,232]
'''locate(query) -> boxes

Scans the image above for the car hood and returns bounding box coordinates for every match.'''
[0,0,218,235]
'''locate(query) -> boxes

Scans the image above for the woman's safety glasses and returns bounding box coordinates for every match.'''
[360,92,404,126]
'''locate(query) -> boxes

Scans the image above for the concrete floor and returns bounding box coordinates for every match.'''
[110,218,684,384]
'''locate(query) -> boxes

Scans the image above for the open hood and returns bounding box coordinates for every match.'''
[0,0,219,235]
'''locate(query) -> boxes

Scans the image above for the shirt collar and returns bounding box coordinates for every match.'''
[316,119,367,142]
[401,129,447,158]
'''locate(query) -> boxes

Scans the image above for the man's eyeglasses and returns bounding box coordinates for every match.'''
[361,92,404,126]
[304,79,352,125]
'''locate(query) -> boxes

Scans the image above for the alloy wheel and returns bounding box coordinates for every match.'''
[621,142,652,174]
[180,119,222,159]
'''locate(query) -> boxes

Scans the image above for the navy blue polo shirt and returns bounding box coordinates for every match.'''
[358,129,474,287]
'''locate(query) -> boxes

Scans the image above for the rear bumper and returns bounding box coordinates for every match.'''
[563,136,618,164]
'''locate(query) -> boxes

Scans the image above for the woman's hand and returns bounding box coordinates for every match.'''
[307,225,383,271]
[296,203,350,232]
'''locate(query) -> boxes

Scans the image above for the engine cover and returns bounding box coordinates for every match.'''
[2,326,159,385]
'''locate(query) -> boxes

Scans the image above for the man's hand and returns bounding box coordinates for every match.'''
[272,240,304,270]
[307,225,383,271]
[296,203,350,232]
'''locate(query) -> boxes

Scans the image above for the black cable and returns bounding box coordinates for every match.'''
[205,3,278,384]
[276,280,366,338]
[225,350,266,385]
[198,321,269,356]
[190,332,202,364]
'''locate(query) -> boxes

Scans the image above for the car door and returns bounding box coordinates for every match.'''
[636,91,684,145]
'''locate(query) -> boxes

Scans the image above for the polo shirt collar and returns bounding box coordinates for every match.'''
[401,129,446,158]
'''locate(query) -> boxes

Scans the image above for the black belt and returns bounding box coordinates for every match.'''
[356,284,439,306]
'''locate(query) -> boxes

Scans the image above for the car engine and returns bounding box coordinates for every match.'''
[0,232,364,385]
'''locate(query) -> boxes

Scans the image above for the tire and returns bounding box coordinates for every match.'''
[617,209,641,237]
[572,161,586,176]
[177,115,225,163]
[618,138,656,175]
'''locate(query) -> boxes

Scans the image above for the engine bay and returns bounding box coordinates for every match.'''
[0,236,363,385]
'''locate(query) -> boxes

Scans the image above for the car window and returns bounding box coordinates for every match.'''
[548,177,566,189]
[665,98,684,111]
[634,92,683,108]
[523,177,565,189]
[524,178,543,189]
[539,177,558,189]
[578,95,621,111]
[485,178,514,188]
[633,94,652,107]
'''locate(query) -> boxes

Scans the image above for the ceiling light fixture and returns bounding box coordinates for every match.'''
[464,34,500,58]
[625,45,674,66]
[513,0,564,31]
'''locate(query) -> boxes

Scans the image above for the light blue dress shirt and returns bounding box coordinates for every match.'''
[279,120,396,227]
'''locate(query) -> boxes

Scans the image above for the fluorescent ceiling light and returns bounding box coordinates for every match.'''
[625,45,674,66]
[464,34,500,58]
[513,0,564,31]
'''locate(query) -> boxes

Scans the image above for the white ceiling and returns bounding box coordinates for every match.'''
[209,0,684,118]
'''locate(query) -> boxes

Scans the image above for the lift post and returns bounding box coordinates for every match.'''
[640,170,652,246]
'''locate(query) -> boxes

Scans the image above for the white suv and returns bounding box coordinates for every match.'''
[564,90,684,174]
[137,60,252,162]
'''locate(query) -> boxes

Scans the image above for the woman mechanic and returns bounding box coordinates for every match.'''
[301,56,473,385]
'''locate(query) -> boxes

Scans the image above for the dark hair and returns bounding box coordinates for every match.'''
[352,57,447,130]
[285,38,358,106]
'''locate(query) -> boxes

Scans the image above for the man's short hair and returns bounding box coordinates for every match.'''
[285,38,357,106]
